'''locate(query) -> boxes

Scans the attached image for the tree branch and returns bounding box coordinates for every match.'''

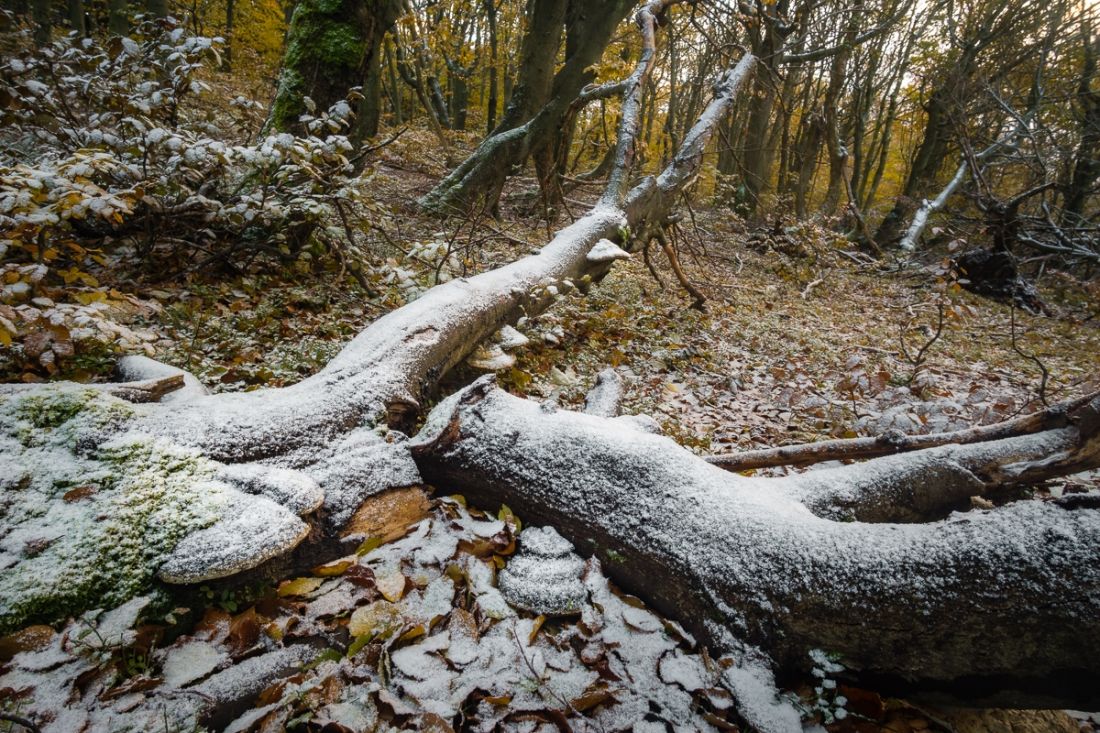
[707,388,1100,472]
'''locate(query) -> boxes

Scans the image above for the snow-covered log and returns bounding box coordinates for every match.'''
[707,388,1100,472]
[0,43,760,631]
[2,6,1096,720]
[128,51,758,469]
[897,159,969,251]
[411,379,1100,711]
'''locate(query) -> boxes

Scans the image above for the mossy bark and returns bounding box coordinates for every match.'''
[269,0,402,141]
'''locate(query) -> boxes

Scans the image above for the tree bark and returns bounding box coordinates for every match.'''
[419,0,635,215]
[483,0,499,132]
[32,0,51,45]
[66,0,84,35]
[820,0,862,216]
[268,0,402,143]
[145,0,168,19]
[222,0,234,70]
[411,380,1100,713]
[1062,25,1100,226]
[108,0,128,35]
[356,30,385,139]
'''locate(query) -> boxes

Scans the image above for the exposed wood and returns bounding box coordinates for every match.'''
[0,374,184,403]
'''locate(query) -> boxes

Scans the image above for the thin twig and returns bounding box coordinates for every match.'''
[1010,302,1050,406]
[900,303,945,383]
[0,712,42,733]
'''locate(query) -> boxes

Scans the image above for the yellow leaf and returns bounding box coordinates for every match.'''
[397,624,426,643]
[376,571,407,602]
[528,614,546,644]
[74,291,107,305]
[276,576,323,597]
[312,557,355,577]
[347,600,401,639]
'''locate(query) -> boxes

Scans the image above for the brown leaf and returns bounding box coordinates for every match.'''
[100,675,162,701]
[342,563,378,590]
[419,713,456,733]
[51,339,75,359]
[63,485,97,502]
[571,684,616,712]
[341,486,430,543]
[836,684,885,720]
[193,608,232,642]
[22,330,52,358]
[227,608,263,657]
[0,625,56,662]
[457,537,496,558]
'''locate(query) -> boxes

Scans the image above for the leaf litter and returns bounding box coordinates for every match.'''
[0,493,755,732]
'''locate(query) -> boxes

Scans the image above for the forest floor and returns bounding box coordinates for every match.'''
[2,135,1099,732]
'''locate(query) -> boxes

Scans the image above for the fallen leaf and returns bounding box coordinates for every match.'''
[277,577,324,597]
[347,600,402,640]
[0,625,56,662]
[376,571,407,602]
[312,557,356,577]
[341,487,430,542]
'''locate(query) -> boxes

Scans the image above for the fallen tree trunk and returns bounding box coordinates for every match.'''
[3,7,1100,727]
[411,379,1100,711]
[0,15,759,629]
[896,110,1033,251]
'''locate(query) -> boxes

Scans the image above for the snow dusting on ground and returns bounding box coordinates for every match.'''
[0,493,764,732]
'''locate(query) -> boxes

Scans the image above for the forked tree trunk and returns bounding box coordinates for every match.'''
[419,0,635,215]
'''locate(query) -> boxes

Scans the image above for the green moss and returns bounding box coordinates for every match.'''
[604,549,627,564]
[269,0,368,132]
[14,388,97,429]
[6,387,135,449]
[0,386,227,633]
[270,67,306,131]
